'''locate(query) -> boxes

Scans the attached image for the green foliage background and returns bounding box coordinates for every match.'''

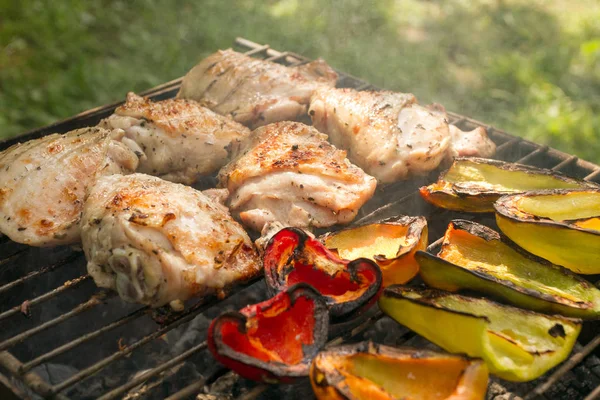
[1,0,599,162]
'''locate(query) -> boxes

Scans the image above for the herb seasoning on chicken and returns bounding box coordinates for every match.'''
[100,92,251,185]
[177,49,338,129]
[0,127,139,246]
[218,121,377,232]
[81,173,261,308]
[309,88,495,182]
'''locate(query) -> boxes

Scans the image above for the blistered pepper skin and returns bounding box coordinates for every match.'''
[320,215,427,287]
[310,341,489,400]
[208,284,329,383]
[379,286,581,382]
[495,190,600,274]
[264,227,382,318]
[420,157,596,212]
[418,220,600,319]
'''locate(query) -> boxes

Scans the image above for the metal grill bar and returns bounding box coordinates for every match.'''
[0,248,28,266]
[164,378,208,400]
[450,117,467,126]
[585,168,600,181]
[495,137,521,154]
[265,51,291,62]
[0,37,599,400]
[0,289,108,351]
[516,145,549,164]
[551,155,578,171]
[235,385,268,400]
[0,253,80,295]
[164,367,229,400]
[356,83,373,91]
[244,44,270,56]
[584,384,600,400]
[0,351,68,400]
[354,192,422,225]
[525,335,600,400]
[19,306,148,373]
[48,300,216,394]
[0,274,91,324]
[97,341,208,400]
[47,277,258,395]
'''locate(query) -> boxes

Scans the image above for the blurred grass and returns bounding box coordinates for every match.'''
[1,0,599,162]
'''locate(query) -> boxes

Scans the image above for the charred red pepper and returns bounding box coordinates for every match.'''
[208,283,329,383]
[263,227,382,318]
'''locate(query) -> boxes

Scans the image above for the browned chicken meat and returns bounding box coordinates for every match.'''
[309,88,495,182]
[427,103,496,162]
[100,92,251,184]
[81,173,261,308]
[0,127,138,246]
[177,49,338,129]
[447,124,496,161]
[218,121,377,232]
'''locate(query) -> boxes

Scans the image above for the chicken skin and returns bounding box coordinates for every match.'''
[447,124,496,161]
[309,88,495,182]
[177,49,338,129]
[427,103,497,162]
[101,92,251,184]
[0,127,138,246]
[81,173,261,308]
[218,121,377,232]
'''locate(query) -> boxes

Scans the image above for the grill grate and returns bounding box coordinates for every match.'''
[1,37,600,400]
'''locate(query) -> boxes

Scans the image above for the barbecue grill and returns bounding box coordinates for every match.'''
[1,37,600,400]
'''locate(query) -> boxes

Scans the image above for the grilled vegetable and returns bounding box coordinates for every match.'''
[495,189,600,274]
[320,216,427,287]
[310,341,488,400]
[420,158,596,212]
[417,220,600,319]
[379,286,581,381]
[208,284,329,383]
[264,228,381,318]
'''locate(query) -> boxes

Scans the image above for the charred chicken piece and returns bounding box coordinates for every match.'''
[0,127,138,246]
[177,49,338,129]
[101,92,251,185]
[81,173,261,308]
[309,88,495,182]
[218,121,377,232]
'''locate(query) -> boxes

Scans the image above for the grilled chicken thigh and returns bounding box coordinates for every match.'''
[309,88,450,182]
[427,103,496,161]
[101,92,250,184]
[447,124,496,161]
[218,121,377,232]
[81,173,261,308]
[177,49,338,129]
[309,88,495,182]
[0,127,138,246]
